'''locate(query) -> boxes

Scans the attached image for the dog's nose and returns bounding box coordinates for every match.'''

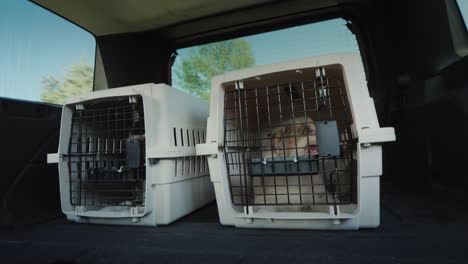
[307,145,319,155]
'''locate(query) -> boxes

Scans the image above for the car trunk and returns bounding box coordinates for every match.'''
[1,0,468,262]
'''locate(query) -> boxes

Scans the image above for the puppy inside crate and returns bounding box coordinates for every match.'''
[224,67,356,212]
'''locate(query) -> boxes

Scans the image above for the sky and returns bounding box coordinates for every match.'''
[458,0,468,27]
[2,0,468,102]
[0,0,95,102]
[175,18,359,67]
[173,18,359,91]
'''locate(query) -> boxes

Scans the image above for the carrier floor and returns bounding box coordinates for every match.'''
[1,186,466,264]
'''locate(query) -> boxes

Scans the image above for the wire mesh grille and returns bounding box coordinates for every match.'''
[64,96,146,207]
[223,67,355,206]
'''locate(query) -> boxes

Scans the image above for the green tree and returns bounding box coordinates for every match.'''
[40,58,94,104]
[174,39,255,100]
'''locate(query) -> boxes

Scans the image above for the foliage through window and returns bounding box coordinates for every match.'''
[174,39,255,100]
[172,18,359,100]
[0,0,95,105]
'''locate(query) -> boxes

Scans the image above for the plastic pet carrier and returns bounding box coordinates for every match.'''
[196,53,395,230]
[48,83,215,226]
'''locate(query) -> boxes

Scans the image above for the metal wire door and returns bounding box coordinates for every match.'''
[64,96,146,207]
[223,67,354,207]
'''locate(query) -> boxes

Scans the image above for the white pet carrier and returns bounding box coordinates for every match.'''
[48,83,215,226]
[196,52,395,230]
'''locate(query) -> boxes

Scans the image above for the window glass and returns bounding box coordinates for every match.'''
[172,18,359,100]
[457,0,468,30]
[0,0,96,105]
